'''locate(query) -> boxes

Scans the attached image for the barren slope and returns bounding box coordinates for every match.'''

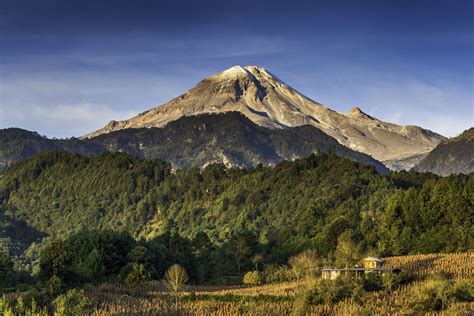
[84,66,445,165]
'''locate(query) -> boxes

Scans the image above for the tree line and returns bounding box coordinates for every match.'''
[0,151,472,282]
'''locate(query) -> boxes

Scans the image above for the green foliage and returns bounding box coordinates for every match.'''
[333,229,361,268]
[120,262,150,287]
[0,250,16,288]
[66,229,134,282]
[310,279,352,305]
[296,270,413,310]
[378,175,474,255]
[243,271,261,285]
[227,232,255,273]
[362,272,383,291]
[453,279,474,302]
[351,278,366,304]
[0,150,472,283]
[262,264,293,283]
[0,296,48,316]
[53,289,90,316]
[0,215,47,258]
[38,240,72,281]
[409,271,473,312]
[288,250,319,280]
[46,275,64,298]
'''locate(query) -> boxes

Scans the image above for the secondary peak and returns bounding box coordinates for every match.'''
[347,107,376,120]
[349,107,363,115]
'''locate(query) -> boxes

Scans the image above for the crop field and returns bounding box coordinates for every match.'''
[88,252,474,315]
[384,252,473,280]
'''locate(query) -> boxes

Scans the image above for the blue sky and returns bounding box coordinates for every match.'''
[1,0,472,138]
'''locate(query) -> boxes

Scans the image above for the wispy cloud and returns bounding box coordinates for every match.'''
[287,63,473,137]
[1,103,135,137]
[1,29,471,138]
[2,34,292,66]
[1,62,472,138]
[360,80,473,137]
[0,33,299,138]
[0,71,192,137]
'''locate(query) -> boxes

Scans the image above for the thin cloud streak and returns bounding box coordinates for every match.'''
[0,0,472,138]
[0,71,196,137]
[1,62,472,138]
[1,102,135,137]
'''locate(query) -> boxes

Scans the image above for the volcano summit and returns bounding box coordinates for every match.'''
[84,66,445,169]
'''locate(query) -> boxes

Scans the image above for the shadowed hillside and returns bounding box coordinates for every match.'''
[0,113,388,173]
[413,128,474,176]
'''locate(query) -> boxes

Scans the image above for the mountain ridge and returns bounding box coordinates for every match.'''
[412,128,474,175]
[0,112,388,173]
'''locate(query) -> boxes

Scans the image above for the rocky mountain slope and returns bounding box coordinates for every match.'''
[84,65,445,168]
[413,128,474,176]
[92,112,388,172]
[0,113,388,172]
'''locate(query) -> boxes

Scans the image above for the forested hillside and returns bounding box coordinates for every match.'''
[1,151,472,267]
[0,128,101,170]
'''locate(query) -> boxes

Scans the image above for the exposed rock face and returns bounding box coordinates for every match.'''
[83,65,445,165]
[382,153,429,172]
[413,128,474,176]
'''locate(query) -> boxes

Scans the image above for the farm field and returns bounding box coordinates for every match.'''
[87,252,473,315]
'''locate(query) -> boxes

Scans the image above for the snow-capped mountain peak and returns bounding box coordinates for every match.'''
[83,65,445,168]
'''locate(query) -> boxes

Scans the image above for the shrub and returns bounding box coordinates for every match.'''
[0,250,16,288]
[410,271,454,312]
[311,279,351,305]
[288,250,319,280]
[410,281,444,312]
[188,291,197,302]
[0,297,48,316]
[243,271,261,285]
[351,279,366,304]
[262,264,293,283]
[363,272,383,291]
[298,277,369,307]
[292,290,313,316]
[38,239,72,280]
[47,275,64,296]
[453,279,474,302]
[120,263,150,287]
[53,289,90,316]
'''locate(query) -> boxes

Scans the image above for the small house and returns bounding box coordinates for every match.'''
[321,268,366,280]
[321,257,400,280]
[363,257,382,269]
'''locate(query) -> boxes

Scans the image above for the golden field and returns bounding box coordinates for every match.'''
[88,252,473,315]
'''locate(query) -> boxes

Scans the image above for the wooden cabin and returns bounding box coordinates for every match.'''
[363,256,382,269]
[321,257,400,280]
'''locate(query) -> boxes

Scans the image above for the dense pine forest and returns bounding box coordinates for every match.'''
[0,151,472,314]
[1,151,472,264]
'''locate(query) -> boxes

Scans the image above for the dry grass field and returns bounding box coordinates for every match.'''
[88,252,474,315]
